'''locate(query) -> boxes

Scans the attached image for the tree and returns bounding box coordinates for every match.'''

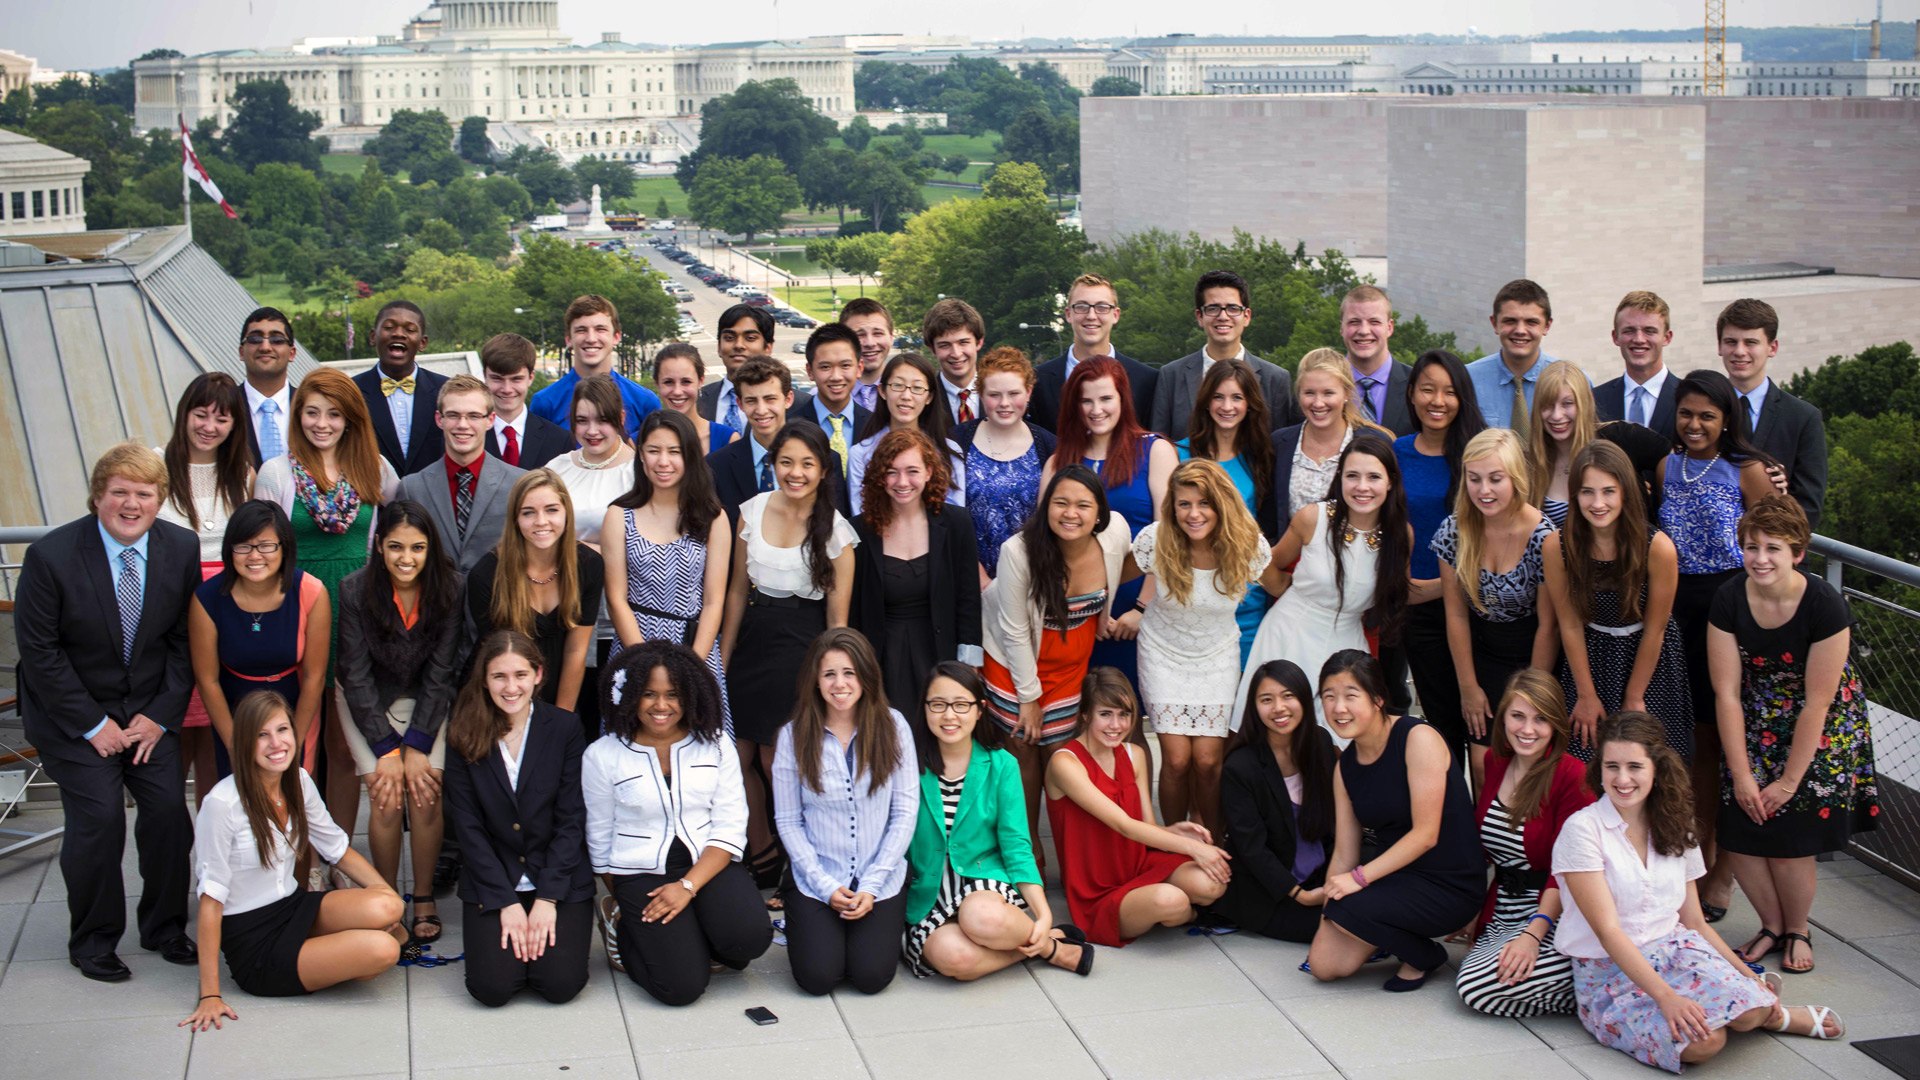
[401,247,506,291]
[441,176,502,240]
[898,124,926,153]
[654,195,670,218]
[1824,411,1920,560]
[246,162,327,238]
[499,145,576,206]
[982,160,1047,202]
[409,149,466,188]
[686,154,802,240]
[1785,342,1920,422]
[457,116,492,163]
[28,100,135,199]
[192,201,251,276]
[1001,106,1079,192]
[804,237,842,290]
[797,145,857,224]
[223,80,324,170]
[880,190,1085,344]
[840,114,876,152]
[512,233,675,358]
[941,153,970,180]
[480,174,533,221]
[675,79,835,187]
[1016,63,1082,118]
[0,88,30,126]
[363,187,403,246]
[364,109,456,179]
[834,231,892,295]
[846,151,922,233]
[416,218,464,255]
[1089,76,1143,97]
[574,156,636,201]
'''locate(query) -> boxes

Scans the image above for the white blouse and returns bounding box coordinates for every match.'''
[151,454,235,563]
[739,492,858,600]
[194,771,351,916]
[1551,798,1707,959]
[1289,426,1354,519]
[547,451,636,546]
[500,718,535,892]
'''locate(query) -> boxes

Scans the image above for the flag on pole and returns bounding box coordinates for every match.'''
[344,310,355,358]
[180,116,237,219]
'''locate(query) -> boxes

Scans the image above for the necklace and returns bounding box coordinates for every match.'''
[250,611,264,632]
[1340,521,1383,551]
[1678,452,1720,484]
[527,567,559,585]
[575,449,624,471]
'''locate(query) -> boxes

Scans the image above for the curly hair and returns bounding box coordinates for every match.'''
[1737,493,1811,555]
[858,427,950,534]
[1490,669,1571,825]
[1153,459,1264,607]
[1589,710,1695,856]
[976,345,1035,392]
[600,641,725,744]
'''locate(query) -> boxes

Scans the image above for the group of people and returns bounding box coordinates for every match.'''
[13,270,1876,1072]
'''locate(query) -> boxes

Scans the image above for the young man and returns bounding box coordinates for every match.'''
[791,322,872,477]
[527,294,661,441]
[1150,269,1299,439]
[16,444,202,982]
[706,357,848,525]
[839,297,894,412]
[396,374,527,572]
[1340,284,1416,436]
[237,306,298,466]
[923,298,987,425]
[1465,279,1562,434]
[1719,297,1828,527]
[1029,273,1158,433]
[352,300,447,476]
[1595,290,1679,440]
[697,304,811,429]
[479,332,570,469]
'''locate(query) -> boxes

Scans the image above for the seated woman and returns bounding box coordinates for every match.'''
[1555,711,1843,1073]
[1213,660,1336,944]
[1044,667,1231,947]
[1455,670,1594,1017]
[904,662,1090,980]
[181,692,403,1032]
[443,630,594,1008]
[583,641,772,1006]
[772,628,918,995]
[1309,650,1482,991]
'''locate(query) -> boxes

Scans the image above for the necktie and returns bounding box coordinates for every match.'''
[257,399,284,461]
[381,375,416,397]
[456,468,474,536]
[1741,395,1755,435]
[956,389,974,423]
[116,547,140,665]
[722,391,744,434]
[502,424,521,466]
[1357,377,1379,422]
[757,452,774,493]
[826,415,848,476]
[1628,386,1647,426]
[1510,377,1529,440]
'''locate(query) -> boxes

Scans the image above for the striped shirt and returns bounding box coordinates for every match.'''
[771,709,920,904]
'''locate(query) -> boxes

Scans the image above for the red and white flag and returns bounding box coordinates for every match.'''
[180,116,237,219]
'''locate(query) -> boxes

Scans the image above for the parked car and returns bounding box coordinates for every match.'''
[652,219,676,231]
[724,283,759,297]
[791,341,808,354]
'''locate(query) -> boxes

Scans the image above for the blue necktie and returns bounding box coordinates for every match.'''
[757,452,774,493]
[723,391,745,434]
[116,548,141,664]
[258,400,284,461]
[1628,386,1648,426]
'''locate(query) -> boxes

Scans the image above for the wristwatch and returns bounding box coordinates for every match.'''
[678,878,697,894]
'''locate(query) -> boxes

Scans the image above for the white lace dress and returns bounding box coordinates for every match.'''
[1134,524,1272,738]
[1237,502,1378,738]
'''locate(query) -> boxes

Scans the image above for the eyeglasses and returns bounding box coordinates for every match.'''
[1199,304,1249,318]
[885,381,931,397]
[924,699,981,715]
[1066,302,1118,317]
[439,411,492,424]
[241,333,292,346]
[232,542,282,555]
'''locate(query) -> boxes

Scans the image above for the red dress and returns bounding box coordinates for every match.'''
[1047,738,1191,946]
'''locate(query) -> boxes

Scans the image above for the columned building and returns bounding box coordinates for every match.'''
[0,129,90,237]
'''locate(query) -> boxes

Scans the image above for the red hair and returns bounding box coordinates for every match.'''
[1051,355,1149,492]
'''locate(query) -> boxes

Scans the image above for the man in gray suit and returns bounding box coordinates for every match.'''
[1719,297,1828,528]
[1150,270,1298,439]
[1341,284,1416,436]
[397,373,527,572]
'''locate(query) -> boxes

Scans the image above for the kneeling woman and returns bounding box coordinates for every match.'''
[1044,668,1232,946]
[443,630,594,1007]
[773,628,918,995]
[182,692,403,1032]
[1213,660,1336,943]
[1555,712,1842,1073]
[583,642,773,1006]
[1309,650,1482,990]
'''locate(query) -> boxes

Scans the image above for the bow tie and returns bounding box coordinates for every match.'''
[381,375,416,397]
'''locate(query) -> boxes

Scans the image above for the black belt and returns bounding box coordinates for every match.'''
[747,588,822,610]
[1495,865,1550,896]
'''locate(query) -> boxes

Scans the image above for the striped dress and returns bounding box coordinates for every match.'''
[1454,800,1577,1016]
[902,772,1027,977]
[981,588,1106,747]
[610,510,731,737]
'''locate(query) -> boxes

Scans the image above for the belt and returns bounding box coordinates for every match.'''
[1495,865,1550,896]
[747,588,821,609]
[1587,621,1645,637]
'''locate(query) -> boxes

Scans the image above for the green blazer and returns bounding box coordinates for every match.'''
[903,743,1042,925]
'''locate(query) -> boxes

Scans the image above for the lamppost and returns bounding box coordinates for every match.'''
[514,307,561,373]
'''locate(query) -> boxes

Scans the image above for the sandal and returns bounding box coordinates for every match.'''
[597,895,625,974]
[1046,933,1094,976]
[406,895,443,945]
[1701,903,1729,924]
[1768,1003,1845,1040]
[1738,927,1784,964]
[1781,931,1816,974]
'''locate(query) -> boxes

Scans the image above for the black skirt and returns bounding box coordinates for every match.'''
[221,889,326,997]
[725,591,827,746]
[1467,612,1539,746]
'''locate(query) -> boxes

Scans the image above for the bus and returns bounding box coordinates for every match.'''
[606,213,648,231]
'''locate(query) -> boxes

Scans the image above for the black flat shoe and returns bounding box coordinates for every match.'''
[1054,922,1089,946]
[1383,957,1446,992]
[145,935,198,965]
[1046,935,1094,976]
[71,953,131,983]
[1702,903,1729,924]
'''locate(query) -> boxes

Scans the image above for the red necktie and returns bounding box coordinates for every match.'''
[502,425,520,466]
[957,389,974,423]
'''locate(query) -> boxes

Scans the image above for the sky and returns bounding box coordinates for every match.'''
[4,0,1909,71]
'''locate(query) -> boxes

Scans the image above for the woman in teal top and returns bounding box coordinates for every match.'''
[903,662,1093,980]
[1174,360,1276,666]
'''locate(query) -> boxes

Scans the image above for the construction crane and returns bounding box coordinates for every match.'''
[1705,0,1728,95]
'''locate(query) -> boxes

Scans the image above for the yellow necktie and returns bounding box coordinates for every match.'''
[1510,377,1529,440]
[827,415,848,476]
[381,375,416,397]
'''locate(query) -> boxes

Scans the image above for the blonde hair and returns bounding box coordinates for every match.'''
[1527,361,1597,510]
[1295,348,1391,439]
[1153,459,1265,607]
[1451,428,1532,615]
[489,470,582,638]
[89,442,169,512]
[437,373,493,411]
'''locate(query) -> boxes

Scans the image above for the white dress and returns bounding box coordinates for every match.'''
[151,455,232,564]
[1135,523,1272,738]
[1237,502,1378,735]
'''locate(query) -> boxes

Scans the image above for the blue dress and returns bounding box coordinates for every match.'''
[196,569,311,777]
[1174,439,1270,667]
[708,421,738,455]
[1089,434,1160,700]
[967,437,1046,577]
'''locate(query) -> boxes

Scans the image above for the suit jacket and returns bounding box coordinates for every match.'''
[1027,349,1158,434]
[16,517,201,754]
[706,436,852,529]
[1214,733,1336,929]
[1361,358,1417,437]
[788,399,873,445]
[1258,424,1307,540]
[353,364,448,478]
[397,454,528,574]
[485,414,571,471]
[442,699,595,912]
[850,505,983,669]
[1150,349,1299,439]
[1748,380,1829,529]
[902,743,1041,924]
[1594,373,1679,443]
[699,377,814,424]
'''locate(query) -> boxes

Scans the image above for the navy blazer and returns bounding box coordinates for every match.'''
[485,413,572,471]
[1748,380,1829,529]
[1594,373,1679,443]
[1027,349,1159,434]
[698,377,814,422]
[788,399,873,442]
[442,699,595,912]
[849,505,983,670]
[353,364,448,478]
[1258,424,1306,541]
[706,434,853,529]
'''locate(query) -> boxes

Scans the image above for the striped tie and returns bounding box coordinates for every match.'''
[258,400,284,461]
[456,468,475,536]
[116,548,140,665]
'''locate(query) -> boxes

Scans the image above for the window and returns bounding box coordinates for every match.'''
[31,190,43,218]
[10,192,22,220]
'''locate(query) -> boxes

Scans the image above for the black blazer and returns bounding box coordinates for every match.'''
[706,434,853,529]
[1214,734,1336,929]
[698,378,814,423]
[15,517,201,755]
[1258,424,1306,541]
[788,399,873,440]
[1027,349,1158,434]
[353,364,448,478]
[1593,373,1679,443]
[485,413,572,471]
[1748,381,1829,530]
[849,506,983,670]
[442,700,595,912]
[1366,358,1417,437]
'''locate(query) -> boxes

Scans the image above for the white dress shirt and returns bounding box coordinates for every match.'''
[244,380,293,460]
[492,410,529,453]
[582,733,748,875]
[194,771,351,915]
[1623,367,1670,426]
[1551,798,1707,959]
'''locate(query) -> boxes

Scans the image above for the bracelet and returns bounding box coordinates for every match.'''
[199,993,222,1001]
[1527,913,1556,931]
[1133,599,1148,613]
[1522,929,1546,945]
[1350,864,1368,888]
[1288,884,1303,901]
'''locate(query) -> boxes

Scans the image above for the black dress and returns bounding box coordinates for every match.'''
[879,553,937,712]
[1555,535,1692,762]
[465,545,606,705]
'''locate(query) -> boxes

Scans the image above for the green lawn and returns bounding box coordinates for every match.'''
[610,175,690,219]
[319,151,482,183]
[777,285,879,322]
[921,183,982,206]
[826,131,1000,160]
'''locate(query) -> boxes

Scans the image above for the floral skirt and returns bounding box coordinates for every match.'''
[1718,660,1878,858]
[1570,928,1775,1073]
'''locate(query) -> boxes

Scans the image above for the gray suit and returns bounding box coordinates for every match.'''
[1150,350,1299,440]
[397,454,528,573]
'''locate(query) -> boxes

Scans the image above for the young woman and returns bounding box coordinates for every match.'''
[1240,435,1411,733]
[180,692,403,1032]
[335,500,466,947]
[443,630,594,1007]
[904,662,1088,980]
[1543,442,1690,760]
[583,642,773,1006]
[1434,428,1557,785]
[1455,670,1595,1017]
[1177,358,1277,664]
[467,470,603,718]
[189,501,330,781]
[1266,348,1393,533]
[652,342,738,453]
[1657,369,1778,918]
[958,346,1056,582]
[721,421,858,894]
[980,466,1133,850]
[772,628,918,995]
[1554,711,1842,1073]
[1527,361,1669,530]
[1394,351,1487,770]
[848,351,966,515]
[1710,496,1877,975]
[253,367,399,833]
[1043,668,1232,947]
[1132,459,1274,832]
[1213,660,1337,944]
[851,428,983,710]
[546,374,636,550]
[1308,650,1481,991]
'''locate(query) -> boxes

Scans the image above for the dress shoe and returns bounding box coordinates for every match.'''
[146,935,199,965]
[71,953,132,982]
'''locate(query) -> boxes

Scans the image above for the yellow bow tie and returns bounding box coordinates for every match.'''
[381,375,416,397]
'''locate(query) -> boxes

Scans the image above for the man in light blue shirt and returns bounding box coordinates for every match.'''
[1465,278,1559,435]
